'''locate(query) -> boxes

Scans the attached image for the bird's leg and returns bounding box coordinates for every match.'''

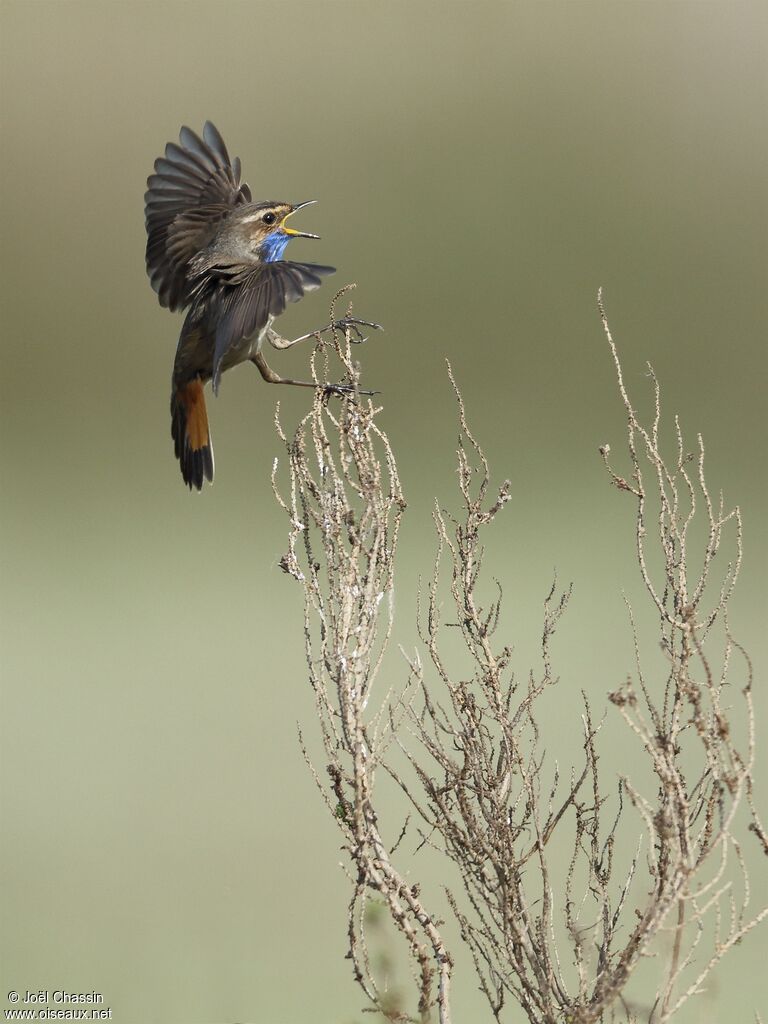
[251,353,377,397]
[266,317,383,351]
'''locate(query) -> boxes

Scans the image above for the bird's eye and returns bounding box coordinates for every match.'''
[262,212,277,225]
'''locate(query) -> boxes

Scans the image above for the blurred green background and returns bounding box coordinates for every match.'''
[1,2,766,1021]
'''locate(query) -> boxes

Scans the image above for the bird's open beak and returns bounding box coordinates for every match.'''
[282,200,320,239]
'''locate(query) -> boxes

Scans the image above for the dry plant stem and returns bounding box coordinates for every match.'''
[595,293,764,1020]
[273,286,452,1024]
[392,364,598,1022]
[390,302,764,1022]
[273,284,764,1024]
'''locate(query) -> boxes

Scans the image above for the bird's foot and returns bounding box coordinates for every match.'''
[322,381,380,398]
[330,317,384,344]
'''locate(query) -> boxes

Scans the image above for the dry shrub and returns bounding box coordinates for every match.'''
[272,287,765,1023]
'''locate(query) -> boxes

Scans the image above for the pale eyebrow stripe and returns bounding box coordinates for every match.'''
[239,205,288,224]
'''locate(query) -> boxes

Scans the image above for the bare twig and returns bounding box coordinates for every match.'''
[273,287,764,1023]
[273,287,452,1023]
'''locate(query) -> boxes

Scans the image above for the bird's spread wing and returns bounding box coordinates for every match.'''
[209,261,336,392]
[145,122,252,311]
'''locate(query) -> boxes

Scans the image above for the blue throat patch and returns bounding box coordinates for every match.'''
[261,231,291,263]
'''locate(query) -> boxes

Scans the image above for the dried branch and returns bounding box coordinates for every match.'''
[273,286,452,1023]
[389,299,764,1022]
[596,289,766,1021]
[273,285,764,1023]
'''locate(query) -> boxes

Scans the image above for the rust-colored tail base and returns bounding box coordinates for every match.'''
[171,378,214,490]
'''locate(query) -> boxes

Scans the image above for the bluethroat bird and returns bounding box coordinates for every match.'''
[145,121,379,490]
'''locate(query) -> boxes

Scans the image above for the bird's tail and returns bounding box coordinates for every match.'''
[171,378,214,490]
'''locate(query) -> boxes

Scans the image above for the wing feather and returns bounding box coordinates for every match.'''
[145,122,250,311]
[209,262,336,392]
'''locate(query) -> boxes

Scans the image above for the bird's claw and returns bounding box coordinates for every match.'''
[323,382,380,398]
[331,317,384,344]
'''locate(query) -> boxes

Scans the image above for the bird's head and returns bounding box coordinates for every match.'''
[237,200,320,263]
